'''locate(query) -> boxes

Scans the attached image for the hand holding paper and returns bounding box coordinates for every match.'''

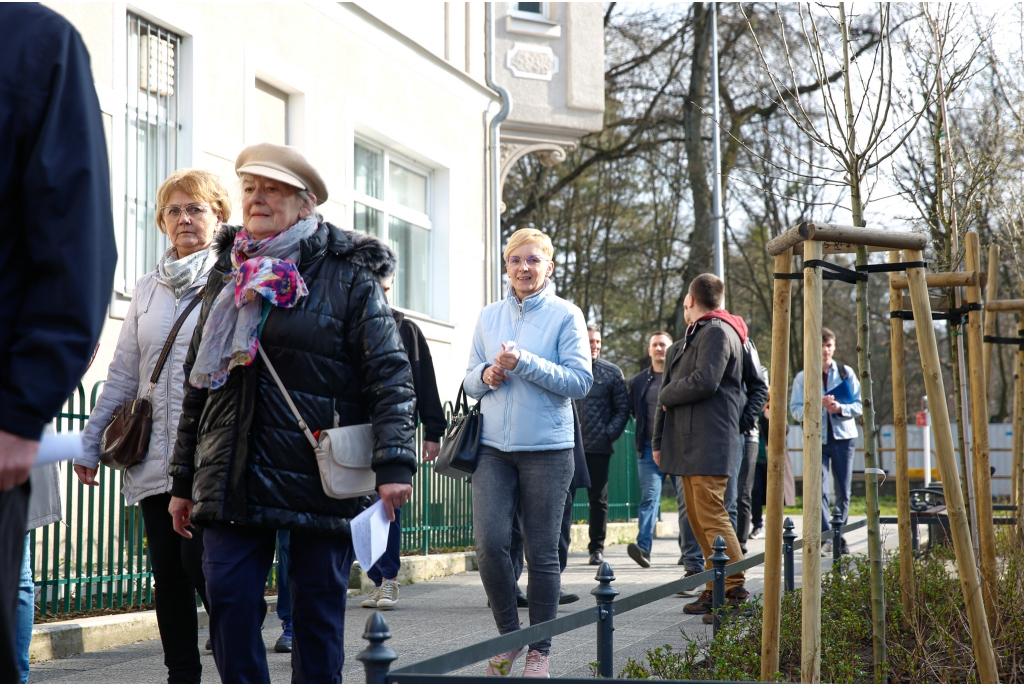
[351,499,391,571]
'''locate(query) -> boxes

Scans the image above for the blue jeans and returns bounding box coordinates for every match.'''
[724,442,743,533]
[203,523,353,683]
[276,531,291,622]
[367,506,402,584]
[16,534,31,684]
[672,478,704,572]
[473,445,573,656]
[821,432,856,532]
[637,444,666,554]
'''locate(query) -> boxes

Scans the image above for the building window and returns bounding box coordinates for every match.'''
[124,14,181,293]
[352,141,431,314]
[512,2,544,16]
[255,80,289,145]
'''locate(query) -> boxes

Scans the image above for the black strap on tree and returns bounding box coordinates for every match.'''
[983,335,1024,350]
[890,302,982,325]
[803,259,868,284]
[855,261,927,273]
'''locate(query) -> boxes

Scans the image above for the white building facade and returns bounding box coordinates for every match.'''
[47,1,604,402]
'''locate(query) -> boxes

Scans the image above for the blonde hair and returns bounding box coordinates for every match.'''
[503,228,554,261]
[156,168,232,234]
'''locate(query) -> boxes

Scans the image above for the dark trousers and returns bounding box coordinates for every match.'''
[751,462,767,530]
[138,493,208,684]
[511,487,575,580]
[367,506,402,585]
[584,452,612,554]
[203,522,354,684]
[735,439,759,543]
[1,483,29,684]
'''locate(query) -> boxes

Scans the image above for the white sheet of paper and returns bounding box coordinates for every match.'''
[35,432,84,466]
[351,499,391,571]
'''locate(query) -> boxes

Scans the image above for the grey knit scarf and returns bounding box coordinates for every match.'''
[154,245,217,298]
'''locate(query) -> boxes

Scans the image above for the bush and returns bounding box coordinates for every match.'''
[620,531,1024,682]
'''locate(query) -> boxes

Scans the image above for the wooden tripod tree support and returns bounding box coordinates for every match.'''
[888,251,915,624]
[964,232,998,630]
[760,224,998,683]
[760,249,793,681]
[904,249,999,682]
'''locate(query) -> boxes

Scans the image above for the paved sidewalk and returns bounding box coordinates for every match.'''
[28,514,888,683]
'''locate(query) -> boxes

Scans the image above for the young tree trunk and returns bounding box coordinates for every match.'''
[839,5,886,680]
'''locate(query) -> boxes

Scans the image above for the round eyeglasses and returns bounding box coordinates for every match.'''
[160,204,209,218]
[505,256,547,269]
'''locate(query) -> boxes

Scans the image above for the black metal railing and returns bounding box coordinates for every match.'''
[353,516,869,683]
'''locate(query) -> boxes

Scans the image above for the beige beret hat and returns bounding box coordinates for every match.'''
[235,142,328,205]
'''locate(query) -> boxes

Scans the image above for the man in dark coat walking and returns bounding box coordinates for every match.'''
[653,274,749,623]
[576,325,630,565]
[0,5,117,680]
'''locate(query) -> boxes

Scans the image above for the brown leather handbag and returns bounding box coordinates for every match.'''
[99,289,205,470]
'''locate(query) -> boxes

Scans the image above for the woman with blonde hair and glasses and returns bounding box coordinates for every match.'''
[464,228,592,677]
[76,168,229,683]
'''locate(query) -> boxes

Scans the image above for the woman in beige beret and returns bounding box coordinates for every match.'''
[167,143,417,682]
[77,168,229,683]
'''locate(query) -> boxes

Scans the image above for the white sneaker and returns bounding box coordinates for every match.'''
[820,540,832,557]
[749,526,764,540]
[360,584,384,608]
[523,650,550,678]
[376,579,400,610]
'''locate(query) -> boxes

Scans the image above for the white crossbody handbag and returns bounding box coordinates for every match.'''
[258,344,377,499]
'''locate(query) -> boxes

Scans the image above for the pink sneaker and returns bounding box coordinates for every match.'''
[485,645,525,677]
[523,650,549,678]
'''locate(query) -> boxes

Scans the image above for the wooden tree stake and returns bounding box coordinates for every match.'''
[904,249,999,683]
[888,251,915,624]
[982,245,999,388]
[965,232,997,630]
[801,240,823,684]
[761,249,793,681]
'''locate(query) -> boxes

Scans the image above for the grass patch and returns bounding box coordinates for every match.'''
[619,530,1024,682]
[784,495,898,517]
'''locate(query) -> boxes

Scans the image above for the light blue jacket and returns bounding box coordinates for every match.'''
[789,361,862,442]
[463,281,593,452]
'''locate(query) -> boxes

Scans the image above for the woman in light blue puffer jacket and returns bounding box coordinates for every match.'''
[463,228,592,677]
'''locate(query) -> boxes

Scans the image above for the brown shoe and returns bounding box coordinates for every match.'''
[702,586,751,624]
[683,589,713,614]
[674,569,703,598]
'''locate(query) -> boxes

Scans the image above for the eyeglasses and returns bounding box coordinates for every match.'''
[159,204,209,218]
[505,256,547,268]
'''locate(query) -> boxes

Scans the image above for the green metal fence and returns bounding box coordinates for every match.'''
[34,385,641,616]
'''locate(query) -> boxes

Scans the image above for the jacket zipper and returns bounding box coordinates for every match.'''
[502,298,526,451]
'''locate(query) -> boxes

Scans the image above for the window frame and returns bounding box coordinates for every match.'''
[508,2,549,20]
[351,138,433,314]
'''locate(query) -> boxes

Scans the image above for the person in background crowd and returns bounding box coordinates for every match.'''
[272,532,292,652]
[731,339,769,554]
[653,274,749,624]
[167,143,416,683]
[749,391,797,540]
[789,327,862,557]
[576,325,630,566]
[78,168,228,683]
[361,272,447,611]
[0,6,117,679]
[464,228,592,678]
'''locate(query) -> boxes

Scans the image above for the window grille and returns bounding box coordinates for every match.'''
[124,14,181,293]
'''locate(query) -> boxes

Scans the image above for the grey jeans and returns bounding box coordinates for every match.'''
[473,445,574,656]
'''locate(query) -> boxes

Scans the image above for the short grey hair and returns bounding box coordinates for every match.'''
[297,189,324,223]
[586,324,601,335]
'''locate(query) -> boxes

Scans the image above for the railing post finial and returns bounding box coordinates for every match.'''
[592,561,620,678]
[783,517,797,593]
[709,535,730,635]
[831,505,844,562]
[357,611,398,684]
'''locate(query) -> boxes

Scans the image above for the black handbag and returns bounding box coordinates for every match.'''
[434,384,481,479]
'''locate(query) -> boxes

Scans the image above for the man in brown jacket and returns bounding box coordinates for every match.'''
[653,274,748,623]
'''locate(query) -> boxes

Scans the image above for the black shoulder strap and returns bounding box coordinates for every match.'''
[836,362,849,381]
[149,287,206,386]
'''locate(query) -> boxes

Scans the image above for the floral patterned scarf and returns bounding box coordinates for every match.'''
[189,216,318,389]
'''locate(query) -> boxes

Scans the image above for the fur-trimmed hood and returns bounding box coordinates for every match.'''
[212,221,397,279]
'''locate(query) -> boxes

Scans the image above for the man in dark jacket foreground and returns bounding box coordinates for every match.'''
[0,6,117,680]
[576,325,630,565]
[653,274,748,623]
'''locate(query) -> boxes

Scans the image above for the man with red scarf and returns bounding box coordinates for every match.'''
[652,274,749,624]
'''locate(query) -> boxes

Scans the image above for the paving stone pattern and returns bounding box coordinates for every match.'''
[29,515,888,683]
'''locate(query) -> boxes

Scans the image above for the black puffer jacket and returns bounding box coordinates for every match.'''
[168,223,417,537]
[574,357,630,455]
